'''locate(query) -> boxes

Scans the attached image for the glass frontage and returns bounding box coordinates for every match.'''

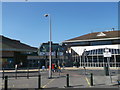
[90,41,112,46]
[71,48,120,67]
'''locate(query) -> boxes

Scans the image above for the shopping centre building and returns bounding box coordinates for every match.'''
[62,30,120,67]
[38,42,66,67]
[0,35,38,69]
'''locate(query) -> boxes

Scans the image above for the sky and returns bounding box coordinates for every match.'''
[2,2,118,48]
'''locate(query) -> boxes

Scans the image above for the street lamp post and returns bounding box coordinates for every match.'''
[44,14,52,79]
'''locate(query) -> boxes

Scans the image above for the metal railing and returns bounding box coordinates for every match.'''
[80,62,120,67]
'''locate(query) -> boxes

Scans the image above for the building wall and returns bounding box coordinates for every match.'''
[63,40,120,67]
[2,51,14,57]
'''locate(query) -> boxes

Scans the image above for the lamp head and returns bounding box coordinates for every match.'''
[44,14,49,17]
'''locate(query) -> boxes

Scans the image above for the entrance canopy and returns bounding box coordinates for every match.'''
[71,44,120,56]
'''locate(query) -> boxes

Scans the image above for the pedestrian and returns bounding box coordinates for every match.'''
[42,66,45,71]
[62,63,65,70]
[58,66,61,73]
[54,64,58,72]
[52,64,55,72]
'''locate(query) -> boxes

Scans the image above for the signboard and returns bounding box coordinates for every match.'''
[39,52,63,56]
[103,52,112,57]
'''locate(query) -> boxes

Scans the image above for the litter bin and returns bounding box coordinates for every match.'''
[104,64,109,76]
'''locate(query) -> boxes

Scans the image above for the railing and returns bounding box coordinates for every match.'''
[80,62,120,67]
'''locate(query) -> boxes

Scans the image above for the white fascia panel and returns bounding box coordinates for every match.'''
[71,44,120,56]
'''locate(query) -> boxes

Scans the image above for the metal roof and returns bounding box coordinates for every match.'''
[0,35,37,52]
[63,30,120,43]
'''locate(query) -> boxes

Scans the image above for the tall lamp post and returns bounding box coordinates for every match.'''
[44,14,52,79]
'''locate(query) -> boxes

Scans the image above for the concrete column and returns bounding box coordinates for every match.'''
[113,49,116,67]
[92,50,94,67]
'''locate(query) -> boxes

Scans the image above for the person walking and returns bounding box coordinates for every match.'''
[52,63,55,72]
[58,66,61,73]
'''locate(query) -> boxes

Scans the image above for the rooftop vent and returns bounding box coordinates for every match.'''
[97,32,106,37]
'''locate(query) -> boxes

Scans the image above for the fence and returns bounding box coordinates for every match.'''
[80,62,120,67]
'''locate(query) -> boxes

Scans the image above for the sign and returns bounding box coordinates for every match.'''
[39,52,63,56]
[103,52,112,57]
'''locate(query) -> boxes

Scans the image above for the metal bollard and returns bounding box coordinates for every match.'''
[66,74,69,87]
[90,73,93,86]
[104,65,109,76]
[27,68,29,79]
[38,74,42,89]
[117,80,120,85]
[3,68,4,79]
[15,68,17,79]
[38,66,40,75]
[4,76,8,90]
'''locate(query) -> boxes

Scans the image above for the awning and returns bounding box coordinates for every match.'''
[71,44,120,56]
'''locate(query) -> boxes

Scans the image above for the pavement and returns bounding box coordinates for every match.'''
[0,67,119,72]
[0,67,120,90]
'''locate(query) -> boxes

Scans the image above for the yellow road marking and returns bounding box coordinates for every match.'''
[85,77,91,87]
[42,79,55,88]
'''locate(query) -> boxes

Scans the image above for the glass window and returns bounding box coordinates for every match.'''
[69,41,90,46]
[112,40,120,44]
[90,40,112,46]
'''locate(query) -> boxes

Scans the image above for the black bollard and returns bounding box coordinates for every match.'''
[117,80,120,85]
[59,71,60,77]
[90,73,93,86]
[38,66,40,75]
[66,74,69,87]
[27,68,29,79]
[2,68,4,79]
[15,68,17,79]
[104,64,109,76]
[38,74,42,89]
[4,76,8,90]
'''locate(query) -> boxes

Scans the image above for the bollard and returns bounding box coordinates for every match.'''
[83,67,86,75]
[104,64,109,76]
[2,68,4,79]
[117,80,120,85]
[59,71,60,77]
[38,74,42,89]
[15,68,17,79]
[27,68,29,79]
[4,76,8,90]
[15,64,17,79]
[66,74,69,87]
[38,66,40,75]
[90,73,93,86]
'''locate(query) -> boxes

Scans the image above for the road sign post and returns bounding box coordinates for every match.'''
[103,48,112,83]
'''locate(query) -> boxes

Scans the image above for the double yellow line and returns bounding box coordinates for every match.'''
[42,79,55,88]
[42,75,91,88]
[85,77,91,87]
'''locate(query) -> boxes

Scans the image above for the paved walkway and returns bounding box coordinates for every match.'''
[1,68,119,89]
[0,67,119,73]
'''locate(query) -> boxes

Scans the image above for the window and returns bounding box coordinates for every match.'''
[112,40,120,44]
[90,40,112,46]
